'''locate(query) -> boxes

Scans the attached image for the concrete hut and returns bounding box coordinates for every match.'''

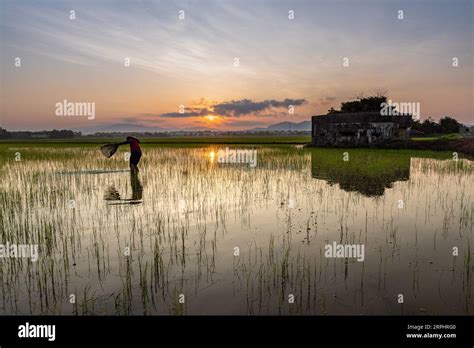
[311,111,412,146]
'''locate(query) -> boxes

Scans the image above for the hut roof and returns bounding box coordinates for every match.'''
[311,112,412,128]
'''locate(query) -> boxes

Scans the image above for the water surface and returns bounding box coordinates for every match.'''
[0,145,472,315]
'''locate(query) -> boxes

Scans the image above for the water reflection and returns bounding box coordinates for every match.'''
[130,172,143,201]
[311,150,411,196]
[104,171,143,204]
[104,186,121,200]
[209,150,216,163]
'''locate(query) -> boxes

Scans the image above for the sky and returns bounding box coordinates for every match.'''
[0,0,472,131]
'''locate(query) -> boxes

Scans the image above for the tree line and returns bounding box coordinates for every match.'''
[0,128,81,139]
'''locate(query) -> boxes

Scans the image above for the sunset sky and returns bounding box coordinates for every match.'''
[1,0,472,131]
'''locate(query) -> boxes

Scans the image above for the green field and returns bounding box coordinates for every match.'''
[0,135,311,146]
[0,140,462,165]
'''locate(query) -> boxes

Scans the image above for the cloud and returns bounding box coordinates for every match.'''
[159,98,307,118]
[160,107,211,118]
[213,98,306,117]
[159,111,205,118]
[316,96,337,105]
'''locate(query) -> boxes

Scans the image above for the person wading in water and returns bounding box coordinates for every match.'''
[100,136,143,203]
[118,136,142,174]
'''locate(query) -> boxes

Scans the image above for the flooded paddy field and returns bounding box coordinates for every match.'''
[0,144,472,315]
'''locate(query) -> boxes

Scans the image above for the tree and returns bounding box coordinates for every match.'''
[340,95,388,113]
[0,127,10,139]
[420,117,440,135]
[439,116,460,134]
[329,90,391,114]
[48,129,75,138]
[411,116,462,135]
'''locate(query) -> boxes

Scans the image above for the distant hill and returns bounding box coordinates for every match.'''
[248,121,311,132]
[78,120,310,134]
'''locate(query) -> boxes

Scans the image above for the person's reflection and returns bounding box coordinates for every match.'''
[104,172,143,204]
[130,171,143,201]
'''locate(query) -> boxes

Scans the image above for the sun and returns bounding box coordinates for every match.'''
[206,115,216,121]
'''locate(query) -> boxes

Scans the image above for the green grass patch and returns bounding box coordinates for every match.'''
[412,133,462,141]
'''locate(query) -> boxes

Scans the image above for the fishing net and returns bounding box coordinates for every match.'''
[100,143,119,158]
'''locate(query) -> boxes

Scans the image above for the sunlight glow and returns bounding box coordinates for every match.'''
[209,151,215,163]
